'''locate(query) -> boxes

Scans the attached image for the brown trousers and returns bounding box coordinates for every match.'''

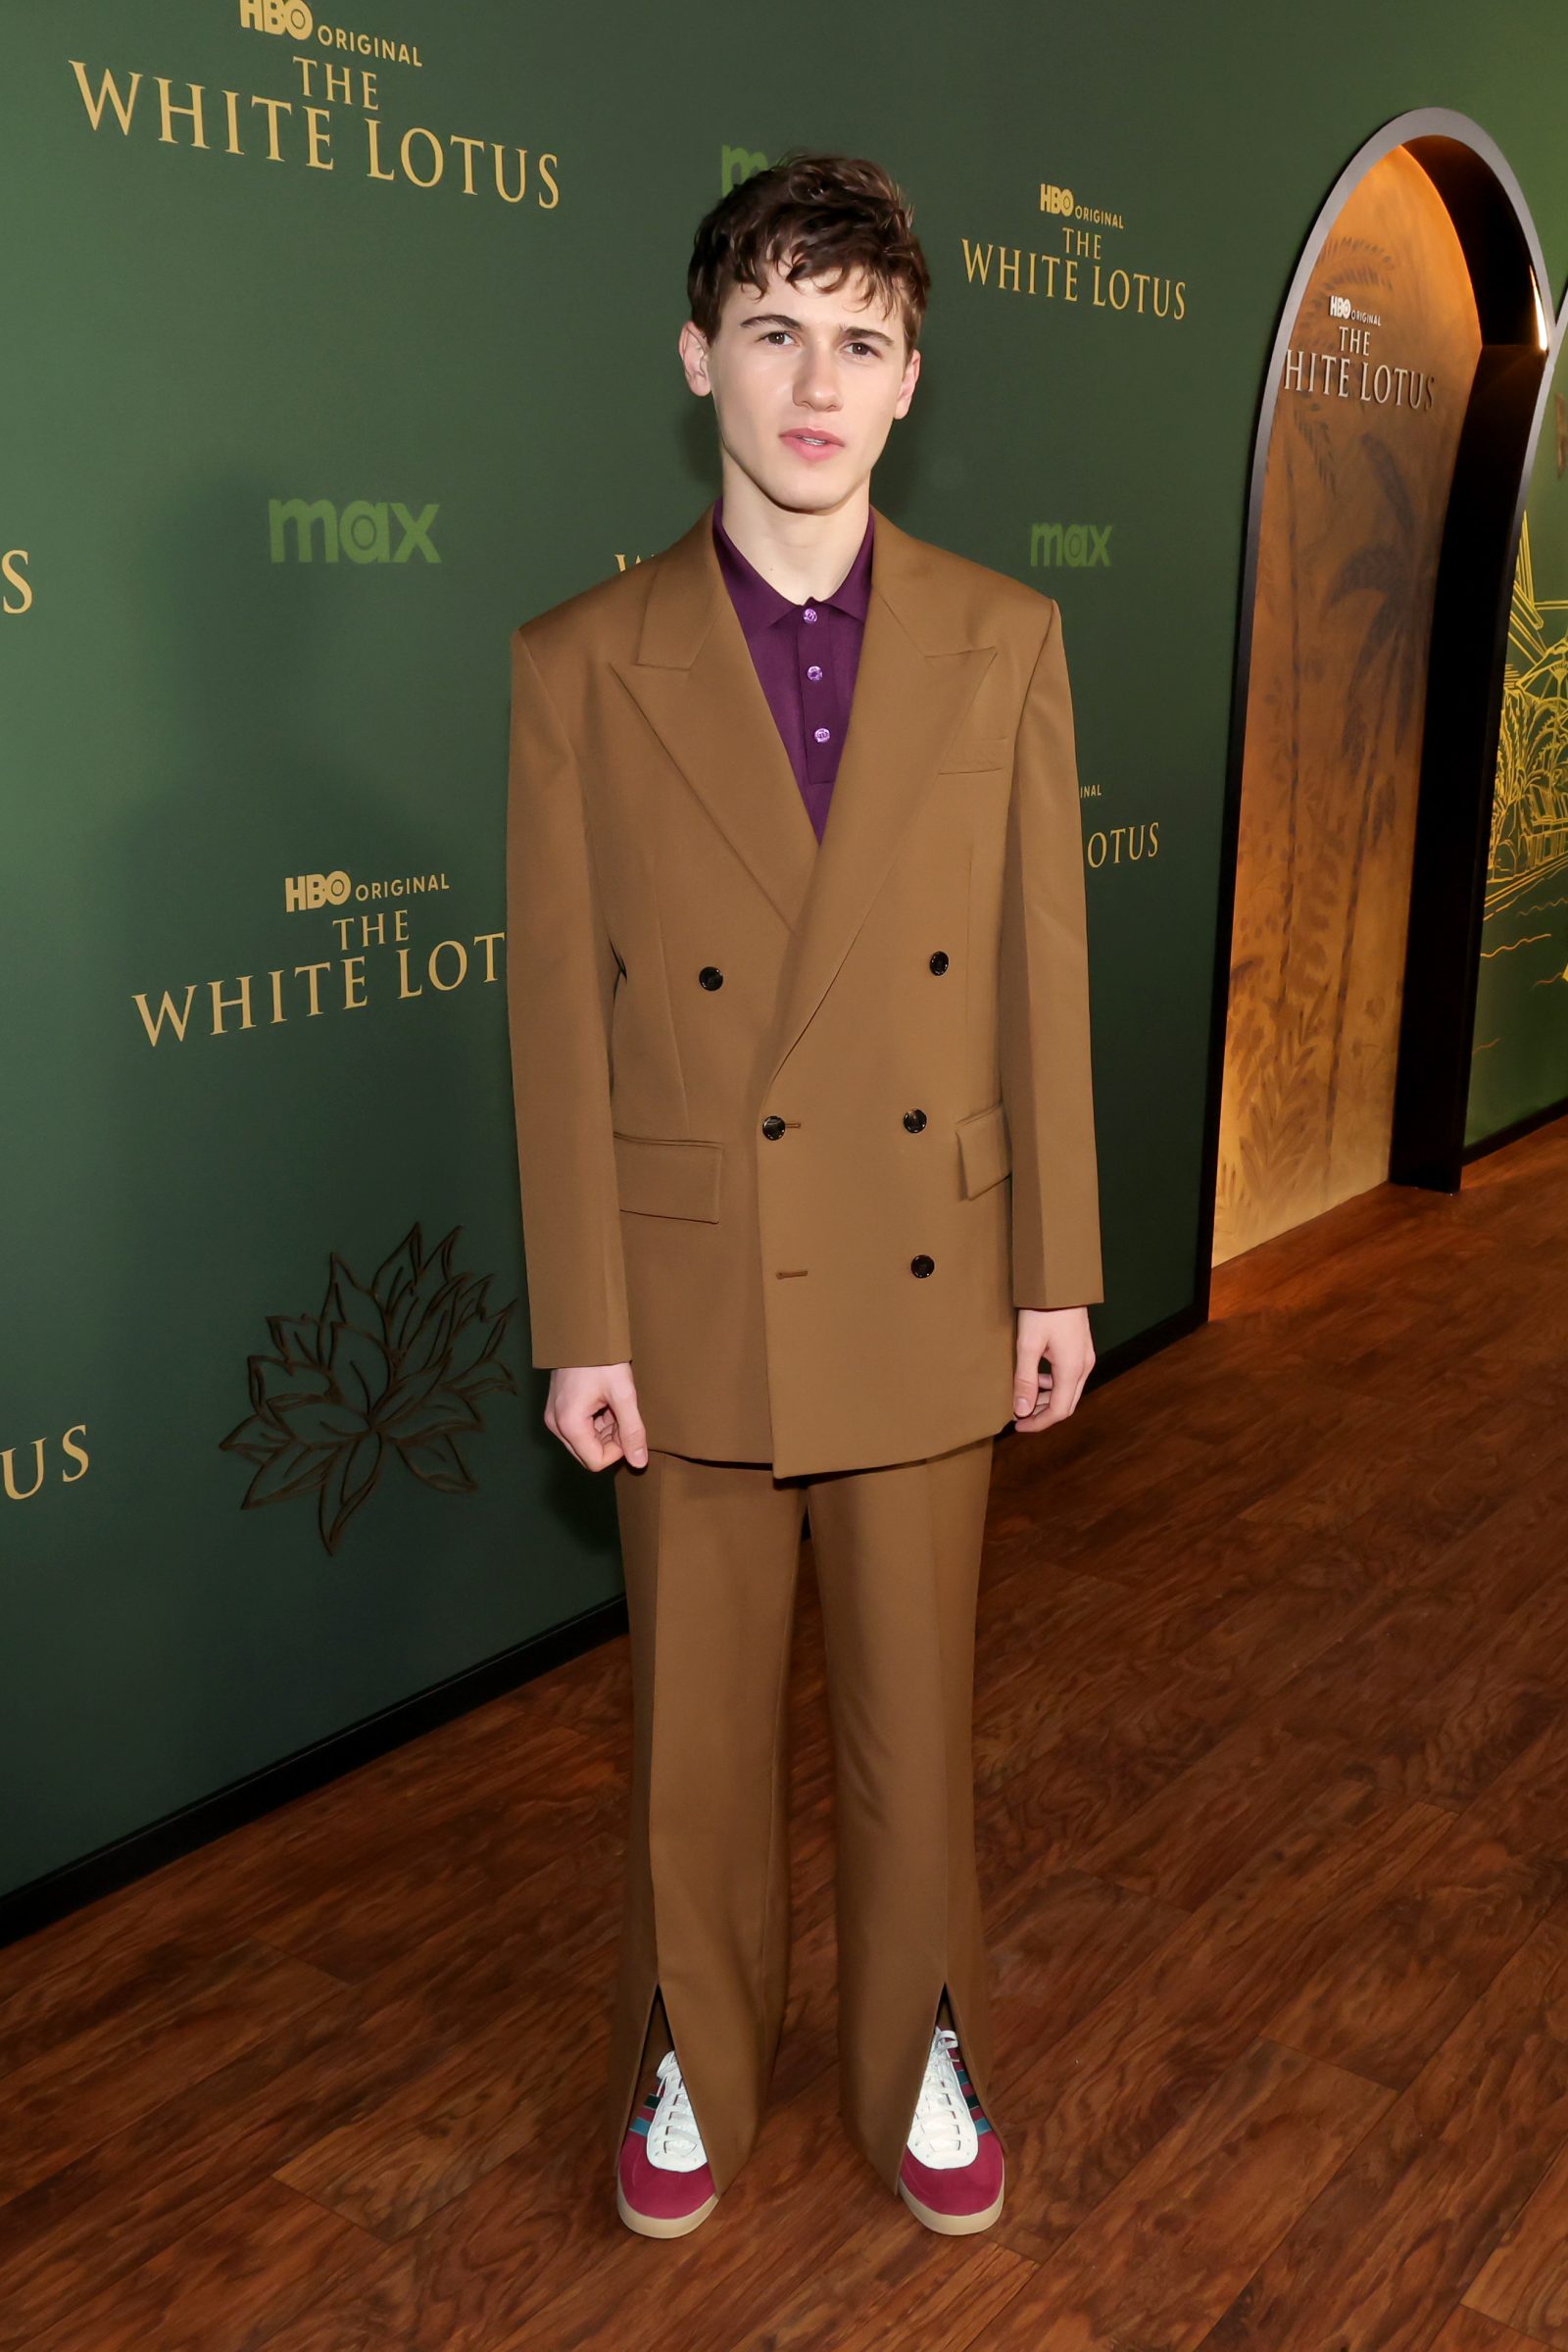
[604,1432,1003,2198]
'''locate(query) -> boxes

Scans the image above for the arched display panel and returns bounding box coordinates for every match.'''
[1206,110,1550,1276]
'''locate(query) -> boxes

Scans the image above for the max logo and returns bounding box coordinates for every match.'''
[1030,522,1113,569]
[269,499,441,565]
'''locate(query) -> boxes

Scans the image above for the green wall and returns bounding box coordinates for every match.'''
[1468,319,1568,1144]
[5,0,1565,1907]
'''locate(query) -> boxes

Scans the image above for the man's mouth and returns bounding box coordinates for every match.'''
[781,429,844,457]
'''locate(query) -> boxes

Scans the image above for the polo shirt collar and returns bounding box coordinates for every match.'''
[712,493,875,628]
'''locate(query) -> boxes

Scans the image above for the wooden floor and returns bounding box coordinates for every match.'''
[6,1122,1568,2350]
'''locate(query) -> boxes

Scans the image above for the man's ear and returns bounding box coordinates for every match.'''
[678,318,712,397]
[895,345,921,419]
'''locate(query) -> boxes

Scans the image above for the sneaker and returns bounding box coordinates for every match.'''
[897,2025,1005,2233]
[615,2047,719,2237]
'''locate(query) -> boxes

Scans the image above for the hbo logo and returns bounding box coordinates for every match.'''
[1039,183,1075,216]
[284,870,351,913]
[239,0,314,35]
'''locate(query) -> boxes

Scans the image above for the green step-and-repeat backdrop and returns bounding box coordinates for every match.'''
[7,0,1568,1908]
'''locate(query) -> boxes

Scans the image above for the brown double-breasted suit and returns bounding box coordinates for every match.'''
[505,496,1103,2197]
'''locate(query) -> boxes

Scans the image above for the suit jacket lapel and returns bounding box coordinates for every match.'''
[610,505,817,934]
[611,496,998,1096]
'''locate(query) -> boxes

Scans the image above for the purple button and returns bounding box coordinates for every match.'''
[813,726,831,744]
[807,663,823,681]
[803,607,818,622]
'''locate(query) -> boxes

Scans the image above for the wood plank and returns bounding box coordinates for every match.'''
[986,2037,1390,2349]
[1200,1903,1568,2352]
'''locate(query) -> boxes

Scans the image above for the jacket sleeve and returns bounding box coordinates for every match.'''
[998,599,1105,1311]
[505,625,632,1369]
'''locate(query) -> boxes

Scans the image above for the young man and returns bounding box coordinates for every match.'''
[505,152,1102,2238]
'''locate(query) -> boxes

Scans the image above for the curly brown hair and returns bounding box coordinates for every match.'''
[686,151,931,356]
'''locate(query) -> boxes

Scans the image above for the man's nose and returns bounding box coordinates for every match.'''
[794,351,842,408]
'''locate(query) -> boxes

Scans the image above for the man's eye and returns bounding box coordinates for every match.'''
[759,333,879,355]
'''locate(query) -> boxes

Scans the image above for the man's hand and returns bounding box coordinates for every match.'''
[545,1363,649,1471]
[1012,1306,1095,1432]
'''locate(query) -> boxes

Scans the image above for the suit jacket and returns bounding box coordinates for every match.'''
[505,496,1103,1478]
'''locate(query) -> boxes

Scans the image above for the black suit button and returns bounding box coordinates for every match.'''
[698,965,724,990]
[910,1253,935,1277]
[761,1114,786,1141]
[903,1108,928,1134]
[929,951,950,974]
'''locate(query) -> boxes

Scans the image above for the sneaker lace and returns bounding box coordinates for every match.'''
[650,2047,708,2168]
[907,2026,976,2167]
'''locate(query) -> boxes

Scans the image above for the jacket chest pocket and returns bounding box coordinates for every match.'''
[612,1131,723,1221]
[956,1101,1012,1198]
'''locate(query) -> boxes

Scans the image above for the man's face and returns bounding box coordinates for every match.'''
[678,254,920,514]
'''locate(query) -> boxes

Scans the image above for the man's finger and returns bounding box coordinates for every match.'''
[1013,1350,1094,1430]
[555,1402,612,1470]
[616,1414,649,1468]
[604,1373,649,1469]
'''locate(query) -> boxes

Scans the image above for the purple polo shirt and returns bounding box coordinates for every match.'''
[712,494,874,844]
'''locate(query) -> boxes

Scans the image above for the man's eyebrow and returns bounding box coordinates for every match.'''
[741,312,896,345]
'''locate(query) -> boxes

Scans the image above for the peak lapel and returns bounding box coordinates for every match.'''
[611,504,818,933]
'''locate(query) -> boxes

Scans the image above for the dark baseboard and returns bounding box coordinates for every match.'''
[1461,1094,1568,1164]
[0,1594,629,1952]
[1089,1301,1204,1382]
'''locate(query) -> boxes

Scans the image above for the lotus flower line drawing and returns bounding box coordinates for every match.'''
[220,1222,519,1554]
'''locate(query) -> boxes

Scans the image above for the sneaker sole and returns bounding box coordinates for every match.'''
[615,2179,719,2238]
[898,2173,1005,2235]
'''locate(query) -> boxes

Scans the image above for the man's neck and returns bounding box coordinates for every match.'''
[716,468,871,605]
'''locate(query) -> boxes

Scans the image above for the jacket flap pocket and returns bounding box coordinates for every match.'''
[956,1101,1012,1199]
[612,1131,722,1222]
[938,732,1012,773]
